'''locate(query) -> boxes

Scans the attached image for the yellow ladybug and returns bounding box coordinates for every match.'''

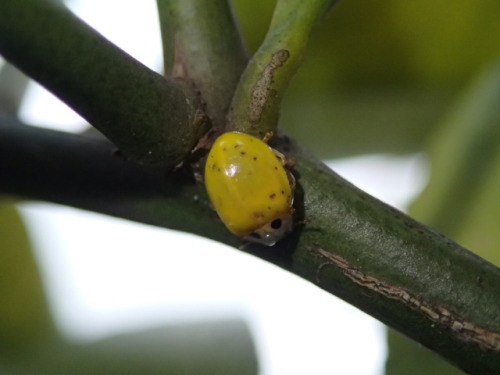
[204,132,295,246]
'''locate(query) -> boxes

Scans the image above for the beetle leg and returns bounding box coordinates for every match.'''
[272,148,286,165]
[272,148,295,168]
[287,170,296,191]
[262,131,274,143]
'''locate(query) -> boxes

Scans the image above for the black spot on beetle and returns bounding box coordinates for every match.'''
[271,219,282,229]
[240,151,246,155]
[269,193,276,199]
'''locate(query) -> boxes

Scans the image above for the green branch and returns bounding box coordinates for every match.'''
[227,0,339,138]
[0,115,237,247]
[0,0,207,170]
[156,0,248,128]
[1,117,499,374]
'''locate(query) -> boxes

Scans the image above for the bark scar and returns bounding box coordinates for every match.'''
[314,247,500,352]
[248,49,290,123]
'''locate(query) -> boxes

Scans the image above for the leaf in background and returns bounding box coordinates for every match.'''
[390,0,500,86]
[410,59,500,259]
[454,145,500,266]
[289,0,500,91]
[281,89,451,159]
[0,203,55,355]
[386,330,464,375]
[5,320,257,375]
[58,320,257,375]
[230,0,276,54]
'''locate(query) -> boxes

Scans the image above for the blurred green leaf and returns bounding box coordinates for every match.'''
[2,320,257,375]
[410,60,500,253]
[454,146,500,266]
[390,1,500,86]
[386,330,464,375]
[230,0,276,54]
[281,89,452,159]
[0,203,55,355]
[291,0,500,91]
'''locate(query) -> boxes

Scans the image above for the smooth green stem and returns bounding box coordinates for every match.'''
[227,0,339,138]
[156,0,248,128]
[2,117,499,374]
[0,0,206,170]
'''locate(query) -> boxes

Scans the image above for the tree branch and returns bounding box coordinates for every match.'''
[156,0,248,128]
[1,116,499,374]
[0,0,207,170]
[226,0,339,138]
[0,114,236,247]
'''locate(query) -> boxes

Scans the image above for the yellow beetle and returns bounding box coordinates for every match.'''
[204,132,295,246]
